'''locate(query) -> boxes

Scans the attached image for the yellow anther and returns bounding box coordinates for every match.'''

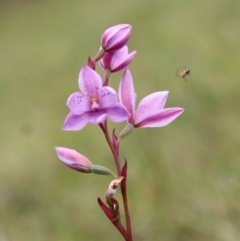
[91,98,98,104]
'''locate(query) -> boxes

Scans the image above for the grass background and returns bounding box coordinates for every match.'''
[1,0,240,240]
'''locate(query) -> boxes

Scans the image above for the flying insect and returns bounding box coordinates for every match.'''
[176,67,190,82]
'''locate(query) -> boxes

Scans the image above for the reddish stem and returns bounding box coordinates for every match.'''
[99,122,121,175]
[99,121,133,241]
[121,188,132,241]
[98,198,128,241]
[121,161,133,241]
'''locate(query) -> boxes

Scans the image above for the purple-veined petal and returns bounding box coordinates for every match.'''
[106,103,130,123]
[135,91,169,123]
[99,86,117,109]
[135,108,184,128]
[111,50,137,73]
[66,92,91,115]
[101,24,132,52]
[89,111,107,124]
[55,147,92,173]
[78,66,102,99]
[119,69,136,123]
[62,112,90,131]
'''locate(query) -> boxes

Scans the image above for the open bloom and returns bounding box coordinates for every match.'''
[55,147,92,173]
[63,66,129,131]
[119,69,184,128]
[99,46,137,73]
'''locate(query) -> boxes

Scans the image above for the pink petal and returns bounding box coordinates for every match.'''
[99,51,114,70]
[135,108,184,128]
[101,24,132,52]
[100,46,128,69]
[111,50,137,73]
[98,86,117,109]
[66,92,91,115]
[99,46,136,73]
[110,46,129,68]
[106,103,130,122]
[78,66,102,99]
[135,91,169,124]
[89,111,107,124]
[119,69,136,123]
[55,147,92,173]
[62,112,90,131]
[116,45,129,56]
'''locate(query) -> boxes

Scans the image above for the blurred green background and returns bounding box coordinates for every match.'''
[1,0,240,240]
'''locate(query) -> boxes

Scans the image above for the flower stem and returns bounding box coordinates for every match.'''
[99,122,121,175]
[121,188,132,241]
[120,161,133,241]
[99,121,133,240]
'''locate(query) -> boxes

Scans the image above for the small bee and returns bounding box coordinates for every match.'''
[176,67,190,82]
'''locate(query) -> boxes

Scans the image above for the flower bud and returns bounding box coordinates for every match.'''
[94,24,132,62]
[87,56,96,70]
[118,123,134,140]
[95,24,132,62]
[101,24,132,52]
[55,147,92,173]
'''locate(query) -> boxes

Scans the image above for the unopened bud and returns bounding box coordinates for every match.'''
[101,24,132,52]
[118,123,134,140]
[55,147,92,173]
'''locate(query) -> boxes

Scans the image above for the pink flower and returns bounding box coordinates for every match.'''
[55,147,92,173]
[119,69,184,128]
[99,46,136,73]
[63,67,129,131]
[101,24,132,52]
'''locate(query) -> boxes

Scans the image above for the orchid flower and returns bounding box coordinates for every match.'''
[99,46,137,73]
[119,69,184,130]
[63,66,129,131]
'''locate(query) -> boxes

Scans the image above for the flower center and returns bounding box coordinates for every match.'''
[91,98,100,111]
